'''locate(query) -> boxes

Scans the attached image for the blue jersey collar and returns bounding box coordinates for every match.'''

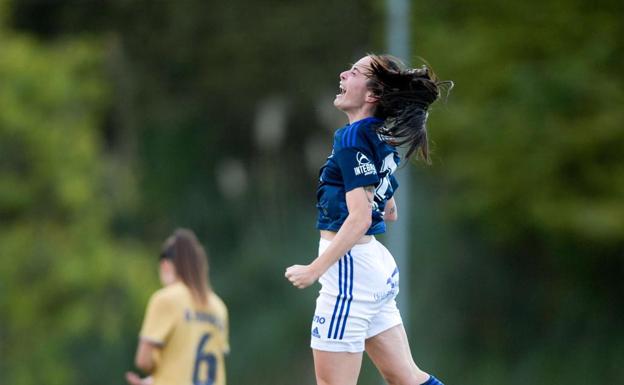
[349,116,383,126]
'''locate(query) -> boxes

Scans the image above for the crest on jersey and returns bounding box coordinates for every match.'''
[353,152,376,176]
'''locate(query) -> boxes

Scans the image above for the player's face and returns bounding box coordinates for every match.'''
[334,56,375,113]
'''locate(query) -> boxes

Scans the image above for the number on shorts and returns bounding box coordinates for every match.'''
[193,333,217,385]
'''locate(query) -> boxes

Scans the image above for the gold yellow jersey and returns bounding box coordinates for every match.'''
[140,282,229,385]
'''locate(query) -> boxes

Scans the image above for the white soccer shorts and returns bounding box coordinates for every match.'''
[310,237,403,353]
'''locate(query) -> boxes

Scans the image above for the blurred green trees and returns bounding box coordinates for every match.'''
[408,1,624,383]
[1,0,622,385]
[0,20,153,385]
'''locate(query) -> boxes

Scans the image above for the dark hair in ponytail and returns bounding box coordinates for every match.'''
[160,228,211,306]
[366,54,453,162]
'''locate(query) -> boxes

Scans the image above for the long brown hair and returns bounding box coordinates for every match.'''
[365,53,453,162]
[160,228,211,306]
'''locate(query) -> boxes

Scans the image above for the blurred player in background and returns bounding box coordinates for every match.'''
[126,228,229,385]
[285,54,452,385]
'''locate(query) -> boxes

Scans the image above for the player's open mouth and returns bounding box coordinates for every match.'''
[337,85,346,97]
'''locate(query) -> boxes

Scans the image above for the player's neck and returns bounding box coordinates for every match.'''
[163,277,180,287]
[347,112,375,125]
[345,107,375,125]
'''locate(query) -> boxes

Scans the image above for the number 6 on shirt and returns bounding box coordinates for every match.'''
[193,333,217,385]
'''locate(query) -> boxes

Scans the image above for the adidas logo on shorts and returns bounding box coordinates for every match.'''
[311,327,321,338]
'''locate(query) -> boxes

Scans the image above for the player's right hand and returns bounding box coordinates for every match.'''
[285,264,319,289]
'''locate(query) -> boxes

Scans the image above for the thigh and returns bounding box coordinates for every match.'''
[365,324,429,385]
[312,349,363,385]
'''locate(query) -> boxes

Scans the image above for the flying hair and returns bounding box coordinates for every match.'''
[365,54,454,162]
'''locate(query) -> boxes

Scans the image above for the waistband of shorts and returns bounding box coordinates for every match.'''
[319,235,377,249]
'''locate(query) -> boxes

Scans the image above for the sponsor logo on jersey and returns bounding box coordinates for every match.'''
[312,327,321,338]
[353,152,376,176]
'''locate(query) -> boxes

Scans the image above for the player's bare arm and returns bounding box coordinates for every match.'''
[363,185,375,208]
[285,185,373,289]
[383,197,398,221]
[135,338,159,373]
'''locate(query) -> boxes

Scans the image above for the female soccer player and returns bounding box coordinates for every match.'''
[126,228,229,385]
[285,54,451,385]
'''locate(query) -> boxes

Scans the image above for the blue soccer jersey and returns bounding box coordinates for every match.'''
[316,117,400,235]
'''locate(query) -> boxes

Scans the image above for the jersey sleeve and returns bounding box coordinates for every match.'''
[334,145,380,192]
[139,290,178,345]
[389,173,399,193]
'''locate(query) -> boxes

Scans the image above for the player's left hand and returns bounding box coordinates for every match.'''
[285,264,319,289]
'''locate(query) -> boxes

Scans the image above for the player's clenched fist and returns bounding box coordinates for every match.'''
[285,264,320,289]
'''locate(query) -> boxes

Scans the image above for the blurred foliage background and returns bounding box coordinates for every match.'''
[0,0,622,384]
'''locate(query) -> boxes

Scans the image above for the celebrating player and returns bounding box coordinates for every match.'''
[285,54,451,385]
[126,228,229,385]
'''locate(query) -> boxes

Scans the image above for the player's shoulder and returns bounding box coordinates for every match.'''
[209,291,228,316]
[150,282,187,305]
